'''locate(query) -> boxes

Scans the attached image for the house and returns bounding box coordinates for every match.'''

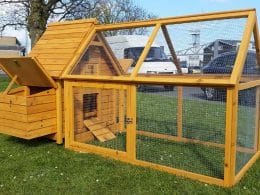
[0,36,25,57]
[203,39,255,65]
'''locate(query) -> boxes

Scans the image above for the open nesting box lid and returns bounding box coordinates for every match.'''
[0,57,56,88]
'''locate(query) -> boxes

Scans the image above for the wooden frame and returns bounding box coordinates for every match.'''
[61,9,260,187]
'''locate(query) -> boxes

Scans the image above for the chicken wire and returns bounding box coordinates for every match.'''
[73,86,127,152]
[240,35,260,83]
[236,87,258,174]
[165,18,247,74]
[136,85,225,179]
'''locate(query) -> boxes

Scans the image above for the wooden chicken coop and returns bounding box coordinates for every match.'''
[0,9,260,187]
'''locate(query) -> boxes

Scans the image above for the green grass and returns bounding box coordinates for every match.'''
[137,92,227,144]
[0,76,19,92]
[0,134,260,194]
[0,86,259,193]
[86,92,257,180]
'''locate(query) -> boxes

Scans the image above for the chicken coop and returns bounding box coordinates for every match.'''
[0,9,259,187]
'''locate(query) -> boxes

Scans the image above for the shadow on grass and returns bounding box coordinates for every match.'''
[5,136,55,147]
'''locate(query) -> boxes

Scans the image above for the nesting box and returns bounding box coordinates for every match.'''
[0,57,57,139]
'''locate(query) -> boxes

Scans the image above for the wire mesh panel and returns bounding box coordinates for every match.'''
[102,27,154,75]
[136,85,225,179]
[164,18,247,76]
[240,35,260,83]
[137,85,178,136]
[236,87,258,174]
[182,86,226,144]
[73,86,127,152]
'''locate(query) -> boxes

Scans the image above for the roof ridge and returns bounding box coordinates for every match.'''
[48,18,98,27]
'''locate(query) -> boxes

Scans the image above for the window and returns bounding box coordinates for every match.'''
[83,93,98,119]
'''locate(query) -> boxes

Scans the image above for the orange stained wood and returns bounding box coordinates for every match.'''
[29,19,98,78]
[0,57,56,88]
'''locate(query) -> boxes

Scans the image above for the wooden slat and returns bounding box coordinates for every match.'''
[29,118,56,131]
[27,110,57,122]
[0,94,27,106]
[131,23,161,77]
[44,28,91,35]
[47,22,94,30]
[161,25,182,73]
[0,110,27,122]
[253,16,260,68]
[95,9,252,31]
[27,102,56,114]
[83,118,116,142]
[231,12,256,83]
[55,80,63,144]
[33,43,79,50]
[40,32,86,40]
[0,57,57,88]
[75,131,94,142]
[31,48,76,54]
[3,75,17,95]
[36,58,71,65]
[26,126,57,139]
[26,95,55,106]
[177,86,183,139]
[0,103,27,114]
[0,125,28,138]
[35,64,70,71]
[48,18,97,27]
[0,118,28,131]
[35,54,73,59]
[35,38,81,45]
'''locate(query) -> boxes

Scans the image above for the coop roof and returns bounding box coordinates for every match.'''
[29,18,98,78]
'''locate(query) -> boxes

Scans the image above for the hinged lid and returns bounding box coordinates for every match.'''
[0,57,56,88]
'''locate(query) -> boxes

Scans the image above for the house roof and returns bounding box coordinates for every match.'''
[29,18,98,78]
[0,36,21,46]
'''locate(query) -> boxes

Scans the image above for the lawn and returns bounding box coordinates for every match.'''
[0,83,259,193]
[87,90,256,180]
[0,135,260,194]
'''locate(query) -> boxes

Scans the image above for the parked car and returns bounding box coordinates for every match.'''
[188,66,201,74]
[201,51,260,100]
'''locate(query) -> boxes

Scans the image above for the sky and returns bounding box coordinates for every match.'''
[137,0,260,19]
[2,0,260,51]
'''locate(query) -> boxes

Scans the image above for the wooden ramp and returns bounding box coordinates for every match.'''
[83,118,116,142]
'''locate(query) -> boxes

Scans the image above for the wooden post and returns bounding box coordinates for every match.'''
[64,81,73,148]
[224,87,238,187]
[256,87,260,152]
[56,80,63,144]
[126,85,136,160]
[253,17,260,69]
[130,23,161,77]
[231,12,256,84]
[3,75,17,95]
[161,25,182,74]
[118,89,125,132]
[177,86,183,139]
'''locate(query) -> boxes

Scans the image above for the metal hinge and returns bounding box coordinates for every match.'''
[125,117,133,125]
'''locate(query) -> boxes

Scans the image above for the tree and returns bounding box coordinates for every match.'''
[0,0,100,46]
[0,0,156,46]
[79,0,157,36]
